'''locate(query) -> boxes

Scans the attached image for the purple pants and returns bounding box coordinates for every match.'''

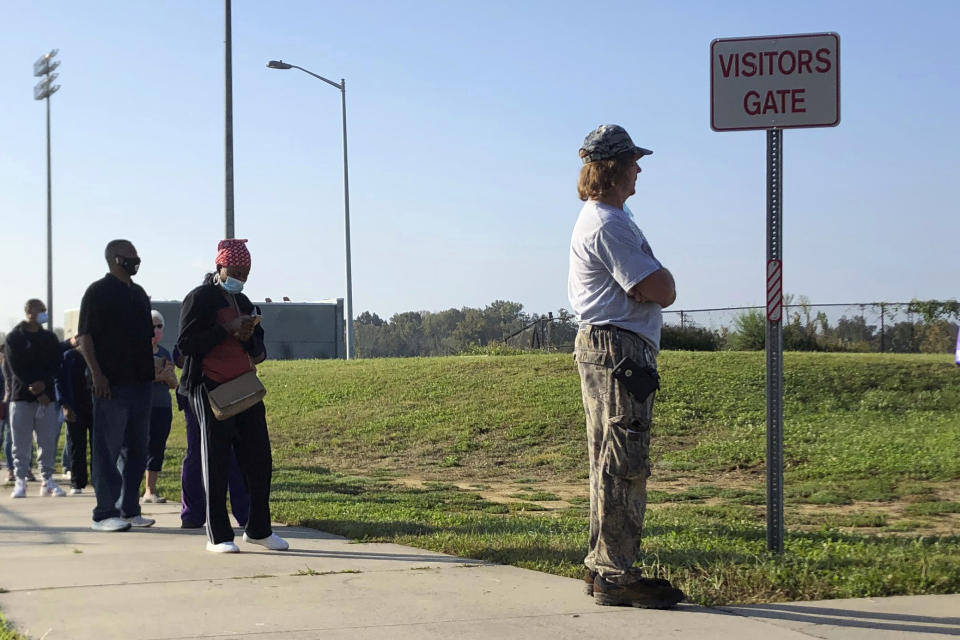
[179,396,249,527]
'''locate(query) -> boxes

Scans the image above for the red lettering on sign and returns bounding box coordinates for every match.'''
[791,88,806,112]
[742,52,757,77]
[743,88,809,116]
[719,54,736,78]
[797,49,813,74]
[762,51,777,76]
[778,50,796,75]
[815,48,832,73]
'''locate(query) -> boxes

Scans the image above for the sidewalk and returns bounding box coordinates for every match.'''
[0,489,957,639]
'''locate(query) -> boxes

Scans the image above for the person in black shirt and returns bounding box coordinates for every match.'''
[77,239,156,532]
[4,299,66,498]
[55,344,93,495]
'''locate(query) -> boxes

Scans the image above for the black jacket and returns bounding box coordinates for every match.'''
[3,322,63,402]
[176,280,265,394]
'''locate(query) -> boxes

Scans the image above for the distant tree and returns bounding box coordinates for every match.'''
[834,315,876,348]
[908,299,960,323]
[356,311,385,327]
[661,324,721,351]
[919,319,959,353]
[729,310,766,350]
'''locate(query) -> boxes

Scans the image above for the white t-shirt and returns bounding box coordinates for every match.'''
[567,200,664,350]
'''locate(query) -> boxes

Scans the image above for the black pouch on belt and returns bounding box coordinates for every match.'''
[611,356,660,403]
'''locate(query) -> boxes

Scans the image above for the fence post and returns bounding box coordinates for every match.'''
[879,302,886,353]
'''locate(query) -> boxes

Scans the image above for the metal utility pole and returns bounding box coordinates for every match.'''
[224,0,235,239]
[33,50,60,332]
[765,129,784,554]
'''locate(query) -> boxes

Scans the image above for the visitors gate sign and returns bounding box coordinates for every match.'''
[711,33,840,131]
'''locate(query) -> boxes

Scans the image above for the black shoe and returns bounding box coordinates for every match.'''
[180,520,204,529]
[593,574,685,609]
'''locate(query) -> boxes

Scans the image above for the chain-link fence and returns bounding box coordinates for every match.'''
[503,301,959,354]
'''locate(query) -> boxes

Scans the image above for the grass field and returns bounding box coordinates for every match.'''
[154,351,960,606]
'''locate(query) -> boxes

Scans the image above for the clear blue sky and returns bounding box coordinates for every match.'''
[2,0,958,332]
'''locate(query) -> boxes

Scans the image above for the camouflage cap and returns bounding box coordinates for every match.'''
[578,124,652,164]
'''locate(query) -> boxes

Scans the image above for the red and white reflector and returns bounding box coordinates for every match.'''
[767,259,782,322]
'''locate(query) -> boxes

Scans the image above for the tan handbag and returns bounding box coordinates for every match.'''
[206,370,266,421]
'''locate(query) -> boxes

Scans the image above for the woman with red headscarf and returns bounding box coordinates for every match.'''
[176,239,288,553]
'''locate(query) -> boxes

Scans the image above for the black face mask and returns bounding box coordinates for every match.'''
[116,256,141,276]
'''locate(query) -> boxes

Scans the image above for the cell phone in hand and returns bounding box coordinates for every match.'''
[612,356,660,403]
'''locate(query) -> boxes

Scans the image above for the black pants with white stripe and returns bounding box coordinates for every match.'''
[191,390,273,545]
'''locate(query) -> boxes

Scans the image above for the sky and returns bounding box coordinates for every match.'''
[1,0,958,332]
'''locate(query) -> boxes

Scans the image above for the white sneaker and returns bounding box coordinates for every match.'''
[39,480,66,497]
[10,478,26,498]
[91,517,132,532]
[69,487,83,495]
[123,515,156,528]
[243,532,289,551]
[206,540,240,553]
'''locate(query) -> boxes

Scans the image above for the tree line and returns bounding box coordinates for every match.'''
[353,298,959,357]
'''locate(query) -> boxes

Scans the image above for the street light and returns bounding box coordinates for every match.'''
[267,59,354,360]
[34,49,60,332]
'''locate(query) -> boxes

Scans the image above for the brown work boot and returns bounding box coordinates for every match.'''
[583,568,597,595]
[593,574,685,609]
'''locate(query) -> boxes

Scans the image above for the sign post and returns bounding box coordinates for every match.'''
[711,33,840,553]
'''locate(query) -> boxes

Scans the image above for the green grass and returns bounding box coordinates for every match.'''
[154,351,960,606]
[0,613,26,640]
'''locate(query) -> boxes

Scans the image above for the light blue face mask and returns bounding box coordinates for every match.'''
[220,276,244,295]
[37,311,49,324]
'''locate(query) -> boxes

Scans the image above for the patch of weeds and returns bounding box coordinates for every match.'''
[508,491,561,501]
[508,502,547,512]
[887,520,933,532]
[567,496,590,505]
[846,478,898,502]
[727,491,765,505]
[72,548,83,554]
[482,504,510,514]
[899,483,935,497]
[806,491,854,505]
[834,512,889,528]
[905,502,960,516]
[438,455,461,468]
[423,482,459,491]
[469,484,492,490]
[789,483,853,505]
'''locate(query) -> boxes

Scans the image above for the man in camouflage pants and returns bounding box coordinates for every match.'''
[567,124,684,608]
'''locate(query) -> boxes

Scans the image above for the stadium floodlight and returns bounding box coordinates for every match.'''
[33,49,61,331]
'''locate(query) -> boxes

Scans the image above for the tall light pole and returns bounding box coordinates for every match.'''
[224,0,235,239]
[266,59,354,359]
[34,49,60,332]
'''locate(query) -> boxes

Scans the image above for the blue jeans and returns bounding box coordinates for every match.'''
[91,383,151,522]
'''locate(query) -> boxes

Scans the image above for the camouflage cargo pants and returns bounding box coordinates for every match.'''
[574,325,656,585]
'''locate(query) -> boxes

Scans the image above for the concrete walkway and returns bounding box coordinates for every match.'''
[0,489,957,639]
